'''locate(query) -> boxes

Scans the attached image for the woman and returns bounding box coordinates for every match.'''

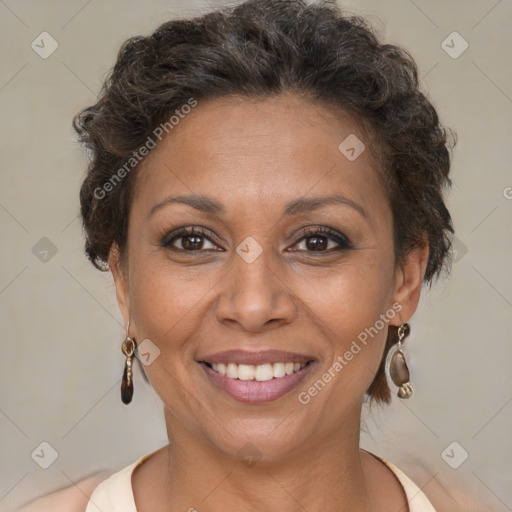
[20,0,471,510]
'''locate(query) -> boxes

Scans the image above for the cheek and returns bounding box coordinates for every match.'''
[127,266,209,407]
[302,247,393,326]
[128,257,219,363]
[302,253,394,386]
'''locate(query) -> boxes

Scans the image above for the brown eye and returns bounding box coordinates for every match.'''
[180,234,207,250]
[161,227,221,252]
[303,236,328,251]
[291,227,352,253]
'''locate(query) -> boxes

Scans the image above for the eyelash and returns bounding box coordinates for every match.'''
[160,225,352,253]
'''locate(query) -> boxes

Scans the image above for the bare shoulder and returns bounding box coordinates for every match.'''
[400,460,499,512]
[17,471,112,512]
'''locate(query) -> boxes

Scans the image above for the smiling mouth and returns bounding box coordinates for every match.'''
[202,361,314,381]
[198,349,317,403]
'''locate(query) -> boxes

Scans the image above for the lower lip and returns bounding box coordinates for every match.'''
[200,362,315,404]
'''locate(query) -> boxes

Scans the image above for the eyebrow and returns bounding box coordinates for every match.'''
[285,195,367,219]
[148,194,367,219]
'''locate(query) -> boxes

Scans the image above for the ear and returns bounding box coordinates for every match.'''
[109,244,131,332]
[391,238,429,325]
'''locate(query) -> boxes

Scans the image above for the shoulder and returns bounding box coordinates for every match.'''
[17,471,112,512]
[399,460,498,512]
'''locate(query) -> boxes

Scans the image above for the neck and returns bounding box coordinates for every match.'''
[160,407,372,512]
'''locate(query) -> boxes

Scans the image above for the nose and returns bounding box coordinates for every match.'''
[214,245,297,333]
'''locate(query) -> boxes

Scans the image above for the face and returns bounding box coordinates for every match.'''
[111,93,426,461]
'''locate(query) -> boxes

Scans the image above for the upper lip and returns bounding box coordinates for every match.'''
[199,349,315,366]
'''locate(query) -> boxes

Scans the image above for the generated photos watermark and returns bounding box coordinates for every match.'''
[298,301,403,405]
[93,97,198,200]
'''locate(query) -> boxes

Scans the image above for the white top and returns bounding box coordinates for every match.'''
[85,450,437,512]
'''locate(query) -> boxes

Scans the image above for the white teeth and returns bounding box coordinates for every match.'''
[208,361,307,381]
[238,364,255,380]
[226,363,238,379]
[255,364,274,381]
[273,362,286,378]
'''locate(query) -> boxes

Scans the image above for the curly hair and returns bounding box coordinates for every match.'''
[73,0,456,403]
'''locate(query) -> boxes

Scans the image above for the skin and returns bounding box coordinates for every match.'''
[110,92,429,512]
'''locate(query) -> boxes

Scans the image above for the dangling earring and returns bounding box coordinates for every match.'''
[387,322,413,399]
[121,326,137,405]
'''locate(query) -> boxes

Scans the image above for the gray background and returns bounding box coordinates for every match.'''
[0,0,511,510]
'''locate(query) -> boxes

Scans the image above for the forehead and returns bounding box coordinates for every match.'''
[133,93,388,219]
